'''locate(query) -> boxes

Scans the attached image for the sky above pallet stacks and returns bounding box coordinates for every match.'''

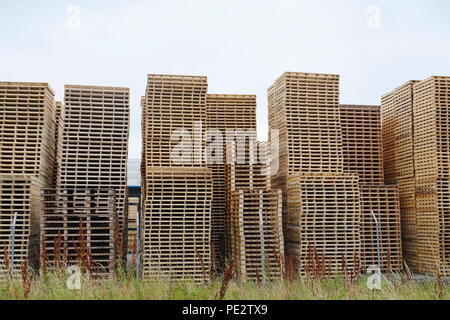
[1,0,449,159]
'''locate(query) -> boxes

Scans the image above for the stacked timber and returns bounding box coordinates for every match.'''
[340,105,384,184]
[54,85,129,269]
[225,141,284,281]
[340,105,402,272]
[141,167,212,281]
[206,94,257,267]
[53,102,65,189]
[141,74,213,282]
[40,188,117,277]
[128,197,139,252]
[228,189,283,281]
[381,81,419,271]
[0,82,57,273]
[287,173,361,273]
[268,72,361,275]
[359,186,402,271]
[413,76,450,275]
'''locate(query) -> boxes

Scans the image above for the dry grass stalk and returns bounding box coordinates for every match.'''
[3,245,18,299]
[216,259,235,300]
[195,249,207,284]
[20,257,33,300]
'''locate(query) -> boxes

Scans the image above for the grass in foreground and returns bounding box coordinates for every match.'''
[1,271,449,300]
[1,225,448,300]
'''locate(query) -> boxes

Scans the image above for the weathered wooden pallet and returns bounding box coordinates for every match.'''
[40,188,117,277]
[268,72,343,175]
[224,141,271,263]
[0,175,43,275]
[228,189,284,281]
[206,94,257,266]
[143,74,208,168]
[0,82,57,186]
[61,85,129,247]
[141,167,212,282]
[127,197,139,252]
[359,185,402,272]
[412,76,450,275]
[340,105,384,185]
[413,76,450,183]
[381,81,419,184]
[53,102,65,189]
[286,173,361,276]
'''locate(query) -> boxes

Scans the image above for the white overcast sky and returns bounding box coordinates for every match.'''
[1,0,449,159]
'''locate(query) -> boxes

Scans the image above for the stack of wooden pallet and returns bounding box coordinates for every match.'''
[141,75,213,281]
[340,105,384,184]
[0,82,57,273]
[141,167,212,281]
[269,72,360,275]
[143,75,207,167]
[229,189,283,281]
[340,105,402,272]
[225,141,284,281]
[128,197,139,252]
[53,102,65,189]
[40,188,117,277]
[287,173,361,273]
[268,72,344,233]
[206,94,257,266]
[413,76,450,275]
[382,81,419,271]
[358,186,402,271]
[58,85,130,263]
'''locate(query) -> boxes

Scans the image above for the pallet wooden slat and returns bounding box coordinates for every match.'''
[61,85,129,248]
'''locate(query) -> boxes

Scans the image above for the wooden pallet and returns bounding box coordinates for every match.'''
[60,85,129,247]
[412,76,450,275]
[0,175,42,275]
[127,197,139,252]
[40,188,117,277]
[381,81,418,184]
[53,102,65,189]
[141,167,212,282]
[224,141,271,262]
[0,82,57,186]
[286,173,361,275]
[413,76,450,185]
[141,96,148,212]
[381,90,397,184]
[340,105,384,184]
[143,74,208,167]
[206,94,257,265]
[268,72,344,239]
[228,189,284,281]
[359,185,402,272]
[268,72,343,175]
[414,178,450,275]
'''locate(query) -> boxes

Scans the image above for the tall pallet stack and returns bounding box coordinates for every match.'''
[413,76,450,275]
[225,141,284,281]
[0,82,57,273]
[287,173,361,273]
[268,72,361,274]
[40,188,117,277]
[340,105,384,184]
[206,94,257,265]
[54,85,129,266]
[340,105,402,272]
[381,81,419,271]
[141,75,213,281]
